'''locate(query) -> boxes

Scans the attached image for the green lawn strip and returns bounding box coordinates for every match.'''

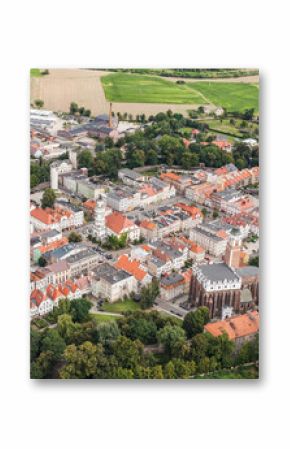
[101,73,206,104]
[91,313,120,323]
[100,299,141,313]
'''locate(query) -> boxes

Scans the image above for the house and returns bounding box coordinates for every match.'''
[91,263,137,303]
[115,254,152,286]
[106,211,140,242]
[118,168,145,186]
[30,207,81,232]
[190,225,227,257]
[30,289,54,317]
[204,311,259,349]
[160,172,192,193]
[106,186,141,212]
[159,271,192,301]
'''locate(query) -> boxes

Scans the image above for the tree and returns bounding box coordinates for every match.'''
[70,102,79,115]
[70,298,92,323]
[31,329,41,362]
[127,149,145,168]
[59,341,100,379]
[41,188,56,208]
[183,307,210,339]
[122,317,158,345]
[164,360,175,379]
[57,314,80,343]
[111,336,143,370]
[30,350,54,379]
[140,279,159,310]
[34,99,44,108]
[41,329,66,361]
[249,256,259,267]
[146,149,158,165]
[38,256,47,267]
[77,150,94,169]
[68,231,82,243]
[97,321,120,344]
[157,324,186,357]
[149,365,164,379]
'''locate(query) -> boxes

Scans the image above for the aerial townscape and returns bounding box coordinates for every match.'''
[30,68,259,379]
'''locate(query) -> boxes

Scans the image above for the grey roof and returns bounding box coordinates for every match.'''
[161,273,184,286]
[193,226,224,242]
[236,266,259,278]
[93,263,131,284]
[119,168,142,180]
[66,248,97,264]
[198,263,240,283]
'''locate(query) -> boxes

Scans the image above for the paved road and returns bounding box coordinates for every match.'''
[154,296,190,318]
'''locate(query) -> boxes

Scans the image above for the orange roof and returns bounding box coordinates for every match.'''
[212,140,231,149]
[204,311,259,340]
[160,172,181,182]
[175,202,202,219]
[140,220,156,230]
[182,269,192,283]
[39,236,68,254]
[140,185,156,197]
[31,207,72,225]
[115,254,147,281]
[141,244,152,252]
[83,199,96,210]
[105,212,135,234]
[30,289,46,306]
[192,129,200,135]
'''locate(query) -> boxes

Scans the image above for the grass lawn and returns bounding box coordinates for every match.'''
[30,68,43,77]
[91,313,120,323]
[199,118,258,138]
[188,82,259,113]
[101,299,141,314]
[101,73,206,104]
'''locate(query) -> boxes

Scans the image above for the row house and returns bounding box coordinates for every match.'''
[30,207,82,232]
[160,172,192,193]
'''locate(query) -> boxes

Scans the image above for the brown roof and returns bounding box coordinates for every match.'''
[204,311,259,340]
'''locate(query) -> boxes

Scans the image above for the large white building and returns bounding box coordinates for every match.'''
[91,263,137,303]
[94,196,107,241]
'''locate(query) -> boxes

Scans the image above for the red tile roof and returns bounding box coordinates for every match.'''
[106,211,136,235]
[204,311,259,340]
[115,254,148,281]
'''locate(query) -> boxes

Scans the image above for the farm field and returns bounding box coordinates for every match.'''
[101,73,206,104]
[187,82,259,113]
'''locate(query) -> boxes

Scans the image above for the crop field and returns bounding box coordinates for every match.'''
[30,68,43,77]
[187,82,259,113]
[102,73,259,113]
[101,73,206,104]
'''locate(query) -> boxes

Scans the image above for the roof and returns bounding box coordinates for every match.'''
[236,266,259,278]
[105,211,136,234]
[139,219,156,231]
[175,202,202,219]
[93,263,132,284]
[115,255,148,281]
[31,207,72,225]
[204,311,259,340]
[160,172,181,182]
[161,272,184,288]
[198,263,240,283]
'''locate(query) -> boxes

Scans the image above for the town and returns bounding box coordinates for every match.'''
[30,73,259,379]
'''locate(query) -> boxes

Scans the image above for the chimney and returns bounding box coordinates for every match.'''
[108,102,112,128]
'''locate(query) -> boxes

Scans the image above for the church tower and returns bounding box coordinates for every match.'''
[224,235,241,268]
[94,195,106,241]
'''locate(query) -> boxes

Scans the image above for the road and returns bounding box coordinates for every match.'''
[154,295,191,318]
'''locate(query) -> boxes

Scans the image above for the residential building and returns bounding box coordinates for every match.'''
[91,263,137,302]
[106,211,140,241]
[190,225,227,257]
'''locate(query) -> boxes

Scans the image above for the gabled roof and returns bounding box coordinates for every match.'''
[204,311,259,340]
[106,211,136,234]
[115,255,148,281]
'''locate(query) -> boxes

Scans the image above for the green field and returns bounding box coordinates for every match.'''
[187,82,259,113]
[30,68,42,77]
[101,73,259,113]
[199,118,259,138]
[101,73,206,104]
[101,298,141,314]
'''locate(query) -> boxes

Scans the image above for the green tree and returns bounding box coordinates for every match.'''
[57,314,80,343]
[70,298,92,323]
[68,231,82,243]
[164,360,175,379]
[183,307,210,339]
[157,325,186,357]
[31,329,41,362]
[111,336,143,370]
[70,102,79,115]
[140,279,160,310]
[146,149,158,165]
[59,341,100,379]
[78,150,94,169]
[30,350,54,379]
[41,188,56,208]
[97,321,120,344]
[34,99,44,108]
[38,256,47,267]
[122,317,158,344]
[41,329,66,361]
